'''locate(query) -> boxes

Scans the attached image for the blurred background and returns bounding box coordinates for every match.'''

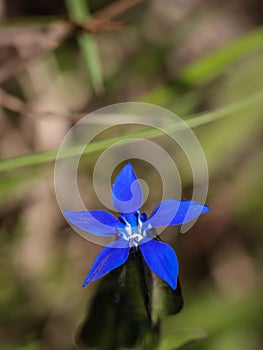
[0,0,263,349]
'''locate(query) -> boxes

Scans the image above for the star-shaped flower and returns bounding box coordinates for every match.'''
[64,163,209,290]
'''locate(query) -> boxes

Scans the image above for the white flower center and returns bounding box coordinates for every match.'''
[118,212,151,247]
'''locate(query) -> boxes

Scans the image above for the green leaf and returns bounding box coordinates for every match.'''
[75,250,153,350]
[179,26,263,84]
[158,328,206,350]
[76,240,184,350]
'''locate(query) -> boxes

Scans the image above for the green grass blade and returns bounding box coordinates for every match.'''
[0,90,262,172]
[64,0,104,94]
[179,26,263,85]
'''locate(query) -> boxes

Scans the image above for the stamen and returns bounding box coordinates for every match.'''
[129,233,143,241]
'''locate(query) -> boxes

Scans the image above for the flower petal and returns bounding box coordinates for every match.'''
[82,239,130,286]
[144,200,209,229]
[140,239,178,290]
[64,210,123,236]
[112,163,142,218]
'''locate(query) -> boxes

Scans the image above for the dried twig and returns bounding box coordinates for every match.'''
[0,0,144,85]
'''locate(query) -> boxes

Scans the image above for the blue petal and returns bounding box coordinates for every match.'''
[82,239,130,286]
[112,163,142,220]
[144,200,209,229]
[118,213,138,231]
[64,210,124,236]
[139,239,178,290]
[140,212,148,223]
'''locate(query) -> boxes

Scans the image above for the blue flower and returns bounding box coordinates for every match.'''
[64,163,209,290]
